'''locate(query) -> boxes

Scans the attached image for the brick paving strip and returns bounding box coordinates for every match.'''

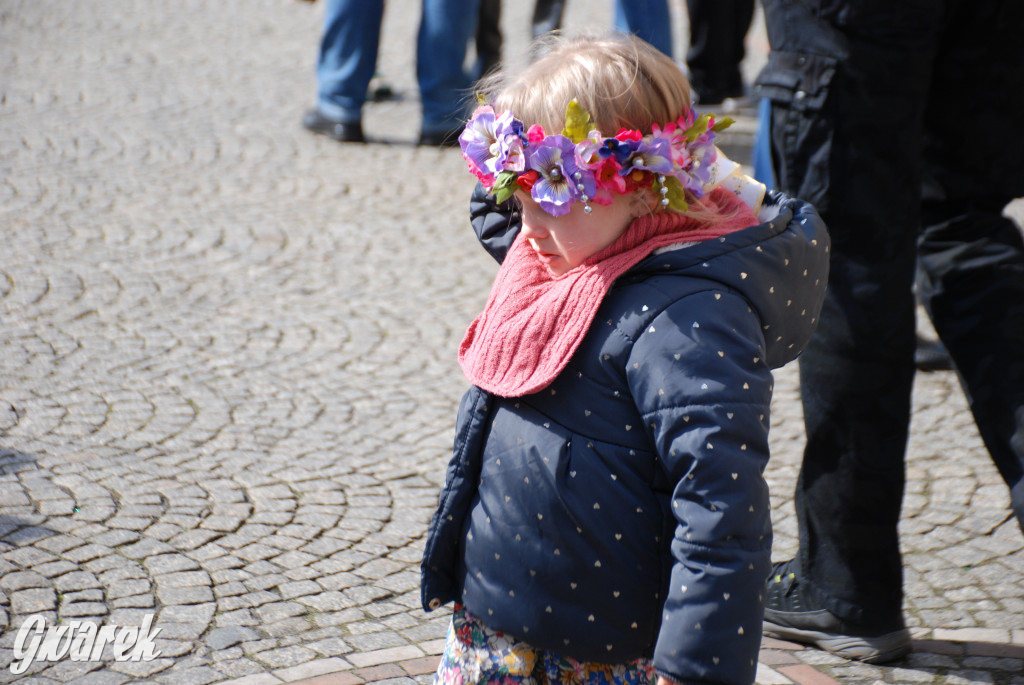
[216,632,1024,685]
[1,1,1023,685]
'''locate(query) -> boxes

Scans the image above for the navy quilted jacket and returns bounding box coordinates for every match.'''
[422,188,829,685]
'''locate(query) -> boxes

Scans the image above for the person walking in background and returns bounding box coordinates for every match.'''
[476,0,504,77]
[476,0,755,111]
[476,0,672,75]
[612,1,672,56]
[476,0,567,75]
[754,0,1024,664]
[302,0,482,145]
[685,0,754,108]
[421,32,829,685]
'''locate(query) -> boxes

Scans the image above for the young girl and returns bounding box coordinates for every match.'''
[422,34,829,685]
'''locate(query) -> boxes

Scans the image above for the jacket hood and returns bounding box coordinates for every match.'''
[625,191,830,369]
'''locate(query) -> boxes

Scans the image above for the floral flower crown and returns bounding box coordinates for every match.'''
[459,99,733,216]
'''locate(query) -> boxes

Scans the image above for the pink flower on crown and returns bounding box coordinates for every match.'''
[614,128,643,143]
[592,157,626,205]
[652,121,690,169]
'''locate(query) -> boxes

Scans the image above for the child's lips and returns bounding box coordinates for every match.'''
[533,249,561,267]
[529,241,569,276]
[529,239,560,264]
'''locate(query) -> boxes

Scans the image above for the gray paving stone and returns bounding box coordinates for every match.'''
[207,626,260,651]
[0,570,50,591]
[10,587,57,613]
[62,589,104,603]
[157,585,215,605]
[54,571,101,592]
[59,602,108,617]
[145,554,201,575]
[208,658,268,680]
[160,602,216,624]
[263,617,314,638]
[251,645,317,669]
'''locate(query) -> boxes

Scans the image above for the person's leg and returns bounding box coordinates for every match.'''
[314,0,384,124]
[751,98,775,187]
[916,0,1024,534]
[758,0,942,659]
[613,0,672,57]
[532,0,565,40]
[476,0,502,76]
[685,0,754,104]
[918,206,1024,532]
[417,0,483,142]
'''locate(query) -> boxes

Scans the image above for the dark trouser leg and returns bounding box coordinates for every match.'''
[915,0,1024,535]
[532,0,564,39]
[476,0,502,76]
[917,207,1024,533]
[761,0,941,627]
[797,254,917,627]
[685,0,754,103]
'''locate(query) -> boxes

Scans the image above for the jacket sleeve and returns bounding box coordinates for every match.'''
[626,289,773,685]
[470,181,521,264]
[421,386,493,611]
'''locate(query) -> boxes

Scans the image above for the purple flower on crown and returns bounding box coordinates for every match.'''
[527,135,596,216]
[459,107,526,186]
[684,137,718,196]
[598,137,638,166]
[620,136,674,177]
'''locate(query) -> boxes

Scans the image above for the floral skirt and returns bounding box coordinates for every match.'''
[434,604,656,685]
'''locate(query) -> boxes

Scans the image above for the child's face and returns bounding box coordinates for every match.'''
[517,193,638,276]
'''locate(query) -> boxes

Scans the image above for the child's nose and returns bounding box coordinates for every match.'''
[520,220,548,239]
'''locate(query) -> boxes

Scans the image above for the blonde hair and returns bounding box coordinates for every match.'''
[475,33,742,221]
[477,33,692,139]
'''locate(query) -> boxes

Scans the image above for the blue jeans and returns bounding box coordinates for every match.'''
[417,0,482,135]
[613,1,672,57]
[315,0,383,124]
[316,0,480,133]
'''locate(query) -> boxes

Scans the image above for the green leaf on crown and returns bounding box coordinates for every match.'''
[562,99,596,144]
[492,171,519,204]
[661,176,690,212]
[712,116,735,132]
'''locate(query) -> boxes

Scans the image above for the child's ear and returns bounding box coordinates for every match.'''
[631,189,660,217]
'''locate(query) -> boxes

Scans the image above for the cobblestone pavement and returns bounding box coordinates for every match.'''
[1,1,1022,684]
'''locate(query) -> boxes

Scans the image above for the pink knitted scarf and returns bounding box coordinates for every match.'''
[459,187,757,397]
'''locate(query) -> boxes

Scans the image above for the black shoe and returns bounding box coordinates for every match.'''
[763,560,912,664]
[302,109,365,143]
[418,128,462,148]
[915,335,954,372]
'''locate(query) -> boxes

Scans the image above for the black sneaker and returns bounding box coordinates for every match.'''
[763,559,912,664]
[914,334,954,372]
[302,109,365,143]
[417,127,462,148]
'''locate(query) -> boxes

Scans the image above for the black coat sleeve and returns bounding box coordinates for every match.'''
[469,182,521,264]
